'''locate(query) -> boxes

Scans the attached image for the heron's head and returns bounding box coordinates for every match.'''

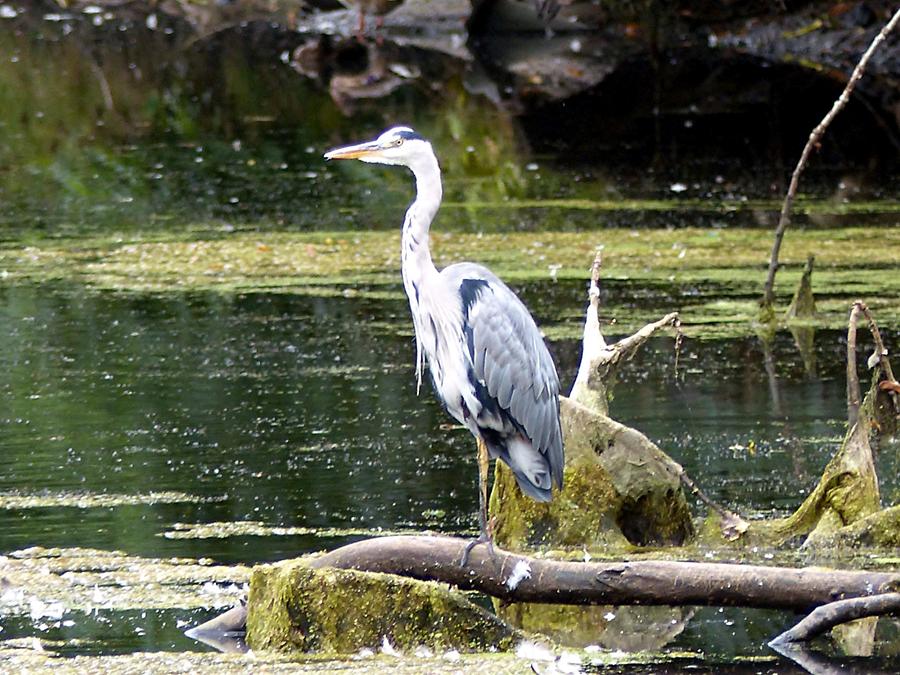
[323,126,434,169]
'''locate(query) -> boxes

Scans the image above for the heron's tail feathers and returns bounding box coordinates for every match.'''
[503,434,554,502]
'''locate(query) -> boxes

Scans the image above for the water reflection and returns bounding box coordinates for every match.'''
[1,4,896,239]
[0,4,898,668]
[1,283,896,558]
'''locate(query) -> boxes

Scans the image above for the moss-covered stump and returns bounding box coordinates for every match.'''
[245,560,522,654]
[490,396,694,551]
[804,505,900,550]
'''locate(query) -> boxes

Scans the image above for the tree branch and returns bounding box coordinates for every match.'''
[769,592,900,646]
[848,302,864,427]
[308,535,898,610]
[569,250,680,414]
[678,471,748,540]
[761,7,900,309]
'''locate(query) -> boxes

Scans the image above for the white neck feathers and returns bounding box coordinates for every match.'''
[401,149,442,393]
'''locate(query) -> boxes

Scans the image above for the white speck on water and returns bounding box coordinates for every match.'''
[603,611,616,621]
[146,13,157,30]
[515,640,555,662]
[0,6,18,18]
[380,636,400,657]
[30,598,65,621]
[442,649,461,662]
[669,182,688,193]
[526,162,539,171]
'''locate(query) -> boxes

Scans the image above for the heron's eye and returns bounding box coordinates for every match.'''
[394,138,404,146]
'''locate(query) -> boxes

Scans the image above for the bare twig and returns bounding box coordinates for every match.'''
[678,471,748,541]
[769,592,900,646]
[761,8,900,309]
[847,300,899,428]
[847,301,864,427]
[857,303,897,384]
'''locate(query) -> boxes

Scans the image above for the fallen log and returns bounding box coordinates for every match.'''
[309,534,899,611]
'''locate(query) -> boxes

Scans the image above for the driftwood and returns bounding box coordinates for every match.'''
[307,534,899,611]
[568,252,748,541]
[770,592,900,647]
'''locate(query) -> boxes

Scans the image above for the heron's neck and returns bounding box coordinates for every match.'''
[401,152,442,394]
[401,153,442,284]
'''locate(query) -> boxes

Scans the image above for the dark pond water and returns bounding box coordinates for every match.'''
[0,5,898,672]
[1,284,897,662]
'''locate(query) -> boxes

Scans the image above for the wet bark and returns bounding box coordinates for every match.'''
[769,593,900,646]
[309,534,900,610]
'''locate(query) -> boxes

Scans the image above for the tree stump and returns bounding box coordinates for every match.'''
[490,254,694,550]
[245,559,521,654]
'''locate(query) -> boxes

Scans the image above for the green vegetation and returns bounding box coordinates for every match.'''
[2,225,898,338]
[0,491,223,510]
[0,546,249,613]
[246,561,520,654]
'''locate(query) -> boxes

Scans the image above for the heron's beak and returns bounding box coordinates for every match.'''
[323,140,383,161]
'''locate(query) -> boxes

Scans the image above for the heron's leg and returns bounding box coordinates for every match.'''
[477,436,491,538]
[460,437,495,566]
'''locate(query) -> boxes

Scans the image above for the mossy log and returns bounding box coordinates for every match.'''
[491,254,695,551]
[245,558,521,654]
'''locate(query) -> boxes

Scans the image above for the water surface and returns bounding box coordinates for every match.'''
[0,6,898,671]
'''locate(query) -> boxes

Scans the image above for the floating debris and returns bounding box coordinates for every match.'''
[0,547,249,616]
[160,521,416,540]
[0,491,226,510]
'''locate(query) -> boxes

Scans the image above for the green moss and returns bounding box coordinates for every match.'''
[246,560,521,655]
[0,490,223,510]
[0,642,569,674]
[491,397,693,551]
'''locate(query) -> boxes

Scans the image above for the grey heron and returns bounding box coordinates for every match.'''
[324,126,564,560]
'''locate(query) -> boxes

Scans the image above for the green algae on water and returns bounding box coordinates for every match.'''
[161,521,417,540]
[2,225,899,339]
[0,491,225,510]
